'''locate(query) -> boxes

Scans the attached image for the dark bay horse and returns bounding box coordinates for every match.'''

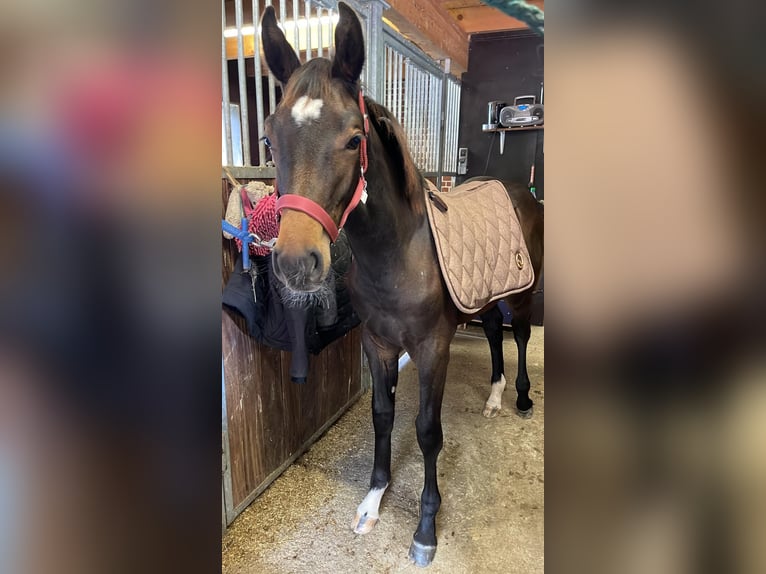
[261,3,543,566]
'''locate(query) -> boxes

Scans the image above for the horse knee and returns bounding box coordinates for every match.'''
[372,409,394,434]
[415,416,443,454]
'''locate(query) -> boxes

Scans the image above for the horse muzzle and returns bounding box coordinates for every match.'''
[272,207,332,291]
[272,246,326,291]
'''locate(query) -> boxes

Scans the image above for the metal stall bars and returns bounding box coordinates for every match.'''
[442,76,461,175]
[222,0,342,178]
[382,26,462,182]
[224,0,459,181]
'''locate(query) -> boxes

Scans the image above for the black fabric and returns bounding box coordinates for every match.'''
[284,304,310,382]
[222,255,293,351]
[222,234,360,368]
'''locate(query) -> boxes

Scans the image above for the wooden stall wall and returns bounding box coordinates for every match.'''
[222,179,363,522]
[457,30,544,199]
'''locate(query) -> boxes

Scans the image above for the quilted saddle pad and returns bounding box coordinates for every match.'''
[424,179,535,314]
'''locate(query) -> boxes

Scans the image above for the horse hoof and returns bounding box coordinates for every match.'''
[409,540,437,567]
[351,512,379,534]
[516,405,534,419]
[482,404,501,418]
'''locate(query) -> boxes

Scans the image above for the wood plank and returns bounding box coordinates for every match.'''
[324,332,345,409]
[222,311,259,505]
[384,0,469,75]
[447,3,543,34]
[225,35,257,61]
[442,0,486,8]
[258,343,287,489]
[442,0,543,10]
[442,1,544,35]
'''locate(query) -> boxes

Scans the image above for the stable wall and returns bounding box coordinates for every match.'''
[457,30,544,199]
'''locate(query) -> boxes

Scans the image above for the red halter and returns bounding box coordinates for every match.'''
[275,91,369,243]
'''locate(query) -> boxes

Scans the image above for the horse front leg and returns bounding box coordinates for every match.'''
[352,329,400,534]
[409,340,451,567]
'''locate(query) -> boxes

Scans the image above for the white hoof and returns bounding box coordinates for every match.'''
[482,374,506,419]
[352,512,379,534]
[482,403,501,418]
[351,485,387,535]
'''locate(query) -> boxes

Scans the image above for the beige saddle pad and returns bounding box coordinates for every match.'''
[424,179,534,314]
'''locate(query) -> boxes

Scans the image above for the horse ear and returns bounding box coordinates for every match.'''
[261,6,301,85]
[332,3,365,85]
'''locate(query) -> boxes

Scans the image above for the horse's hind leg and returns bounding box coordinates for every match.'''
[509,297,534,417]
[352,329,400,535]
[480,305,506,418]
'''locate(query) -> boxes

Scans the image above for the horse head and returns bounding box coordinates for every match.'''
[261,2,366,293]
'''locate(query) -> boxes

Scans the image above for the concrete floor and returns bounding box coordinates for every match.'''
[223,326,544,573]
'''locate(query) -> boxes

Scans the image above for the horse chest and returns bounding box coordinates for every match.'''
[347,265,445,346]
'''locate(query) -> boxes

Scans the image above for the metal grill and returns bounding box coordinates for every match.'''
[383,31,461,176]
[222,0,340,169]
[222,1,461,177]
[442,77,461,174]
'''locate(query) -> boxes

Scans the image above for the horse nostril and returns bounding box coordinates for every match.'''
[307,249,323,281]
[270,247,323,286]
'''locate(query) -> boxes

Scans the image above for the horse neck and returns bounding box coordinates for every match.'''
[343,128,425,271]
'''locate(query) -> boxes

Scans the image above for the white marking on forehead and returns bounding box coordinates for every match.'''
[291,95,324,125]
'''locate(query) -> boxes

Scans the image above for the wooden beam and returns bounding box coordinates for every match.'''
[384,0,469,75]
[443,1,544,35]
[450,5,527,33]
[225,35,257,60]
[441,0,544,11]
[442,0,486,9]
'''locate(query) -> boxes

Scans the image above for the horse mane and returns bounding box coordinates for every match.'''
[365,98,426,217]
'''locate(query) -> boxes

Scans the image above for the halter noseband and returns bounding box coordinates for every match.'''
[274,91,369,243]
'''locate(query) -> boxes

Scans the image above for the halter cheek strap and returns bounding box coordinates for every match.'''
[275,91,369,243]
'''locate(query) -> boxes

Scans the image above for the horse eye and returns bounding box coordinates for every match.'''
[346,135,362,150]
[260,136,272,148]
